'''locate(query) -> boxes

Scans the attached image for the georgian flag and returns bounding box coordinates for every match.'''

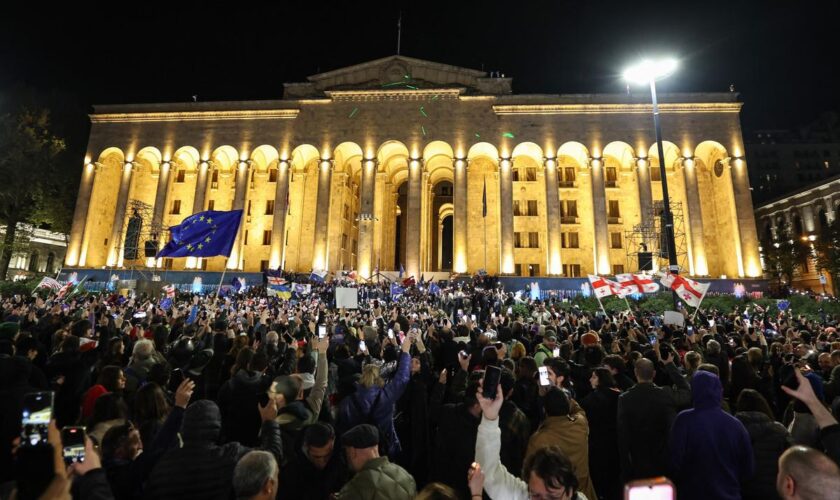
[614,274,640,294]
[588,275,620,298]
[616,273,660,294]
[660,273,710,307]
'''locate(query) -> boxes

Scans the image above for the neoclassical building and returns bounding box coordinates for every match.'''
[755,173,840,292]
[65,55,762,280]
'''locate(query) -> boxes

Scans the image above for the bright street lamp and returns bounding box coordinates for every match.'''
[624,57,680,279]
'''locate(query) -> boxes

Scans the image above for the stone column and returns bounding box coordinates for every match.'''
[405,158,423,279]
[453,157,468,273]
[193,160,210,213]
[769,218,779,241]
[801,204,816,234]
[682,157,708,276]
[106,161,135,267]
[312,158,333,271]
[151,160,172,234]
[729,157,762,277]
[636,157,653,227]
[65,161,97,266]
[269,158,290,270]
[543,157,562,275]
[499,157,514,274]
[590,157,610,275]
[356,158,377,278]
[226,160,250,269]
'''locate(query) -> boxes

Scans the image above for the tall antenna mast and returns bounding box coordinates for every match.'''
[396,12,402,55]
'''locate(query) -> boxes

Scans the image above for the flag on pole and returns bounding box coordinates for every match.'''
[34,277,62,291]
[231,276,243,293]
[615,274,660,294]
[390,283,405,297]
[309,270,327,283]
[293,283,311,295]
[186,305,199,325]
[588,275,617,298]
[398,264,405,279]
[56,281,74,299]
[482,179,487,217]
[428,282,441,295]
[64,276,90,300]
[157,209,243,258]
[264,269,287,287]
[660,273,710,307]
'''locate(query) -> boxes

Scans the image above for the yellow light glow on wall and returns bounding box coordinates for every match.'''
[549,251,562,275]
[502,255,515,275]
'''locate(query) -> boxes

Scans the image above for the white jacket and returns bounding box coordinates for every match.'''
[475,416,588,500]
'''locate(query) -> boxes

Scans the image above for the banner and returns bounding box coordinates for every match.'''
[335,287,359,309]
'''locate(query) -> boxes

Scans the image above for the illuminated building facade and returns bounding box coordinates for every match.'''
[65,55,762,279]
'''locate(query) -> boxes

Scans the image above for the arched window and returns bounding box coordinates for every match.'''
[28,251,39,272]
[46,252,56,273]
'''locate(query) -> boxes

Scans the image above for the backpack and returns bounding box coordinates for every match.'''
[349,389,393,456]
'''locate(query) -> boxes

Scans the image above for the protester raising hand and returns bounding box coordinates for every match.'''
[174,378,196,409]
[476,382,503,421]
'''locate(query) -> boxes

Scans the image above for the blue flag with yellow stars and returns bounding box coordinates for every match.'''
[157,210,243,258]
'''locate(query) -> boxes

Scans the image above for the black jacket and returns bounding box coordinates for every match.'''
[581,387,622,500]
[277,444,350,500]
[217,369,271,447]
[616,382,676,482]
[429,382,480,499]
[145,400,282,500]
[735,411,789,500]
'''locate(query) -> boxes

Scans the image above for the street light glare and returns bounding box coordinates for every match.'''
[623,58,679,85]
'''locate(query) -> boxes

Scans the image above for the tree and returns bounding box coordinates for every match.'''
[814,217,840,295]
[761,224,810,293]
[0,107,66,278]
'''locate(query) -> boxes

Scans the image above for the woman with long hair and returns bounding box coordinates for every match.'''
[735,389,791,500]
[133,382,171,445]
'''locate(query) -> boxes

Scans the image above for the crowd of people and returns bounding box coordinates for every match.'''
[1,274,840,500]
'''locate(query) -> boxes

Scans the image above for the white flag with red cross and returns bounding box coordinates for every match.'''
[660,273,710,307]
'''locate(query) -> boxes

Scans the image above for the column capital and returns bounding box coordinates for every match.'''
[588,156,603,168]
[542,156,558,168]
[633,156,650,168]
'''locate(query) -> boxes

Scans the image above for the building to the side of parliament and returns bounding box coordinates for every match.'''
[65,55,762,280]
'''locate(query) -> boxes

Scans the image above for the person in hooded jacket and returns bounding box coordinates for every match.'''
[580,367,621,500]
[144,397,282,500]
[735,389,791,500]
[669,370,755,500]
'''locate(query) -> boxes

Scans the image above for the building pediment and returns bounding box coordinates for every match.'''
[283,55,511,99]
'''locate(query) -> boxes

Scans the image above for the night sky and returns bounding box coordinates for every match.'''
[1,0,836,142]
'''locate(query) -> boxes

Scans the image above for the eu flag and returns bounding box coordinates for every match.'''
[157,210,243,258]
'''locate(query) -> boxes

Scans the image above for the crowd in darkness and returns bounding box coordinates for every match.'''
[1,275,840,499]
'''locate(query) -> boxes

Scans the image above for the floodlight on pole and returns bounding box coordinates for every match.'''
[624,57,680,305]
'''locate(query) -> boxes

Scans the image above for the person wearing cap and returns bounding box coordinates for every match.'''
[337,424,416,500]
[534,333,557,367]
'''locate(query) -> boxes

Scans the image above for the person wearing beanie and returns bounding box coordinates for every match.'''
[337,424,416,500]
[145,399,282,500]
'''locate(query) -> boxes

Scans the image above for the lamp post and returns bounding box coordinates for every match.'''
[624,58,680,273]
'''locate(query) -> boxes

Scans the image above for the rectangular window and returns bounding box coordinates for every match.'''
[513,200,522,216]
[164,258,173,270]
[343,204,350,220]
[561,200,578,222]
[610,232,622,249]
[170,200,181,215]
[564,167,576,184]
[562,232,579,249]
[605,167,617,187]
[262,230,272,245]
[529,232,540,248]
[211,170,219,189]
[512,170,520,182]
[247,200,252,216]
[285,230,289,245]
[341,233,348,250]
[244,230,249,245]
[608,200,620,218]
[260,260,270,271]
[526,168,538,182]
[200,258,208,271]
[266,200,275,214]
[515,263,522,276]
[650,166,661,181]
[207,199,215,211]
[563,264,581,277]
[352,239,357,255]
[268,168,278,182]
[176,170,186,183]
[613,264,625,275]
[530,264,540,277]
[527,200,538,216]
[514,232,523,248]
